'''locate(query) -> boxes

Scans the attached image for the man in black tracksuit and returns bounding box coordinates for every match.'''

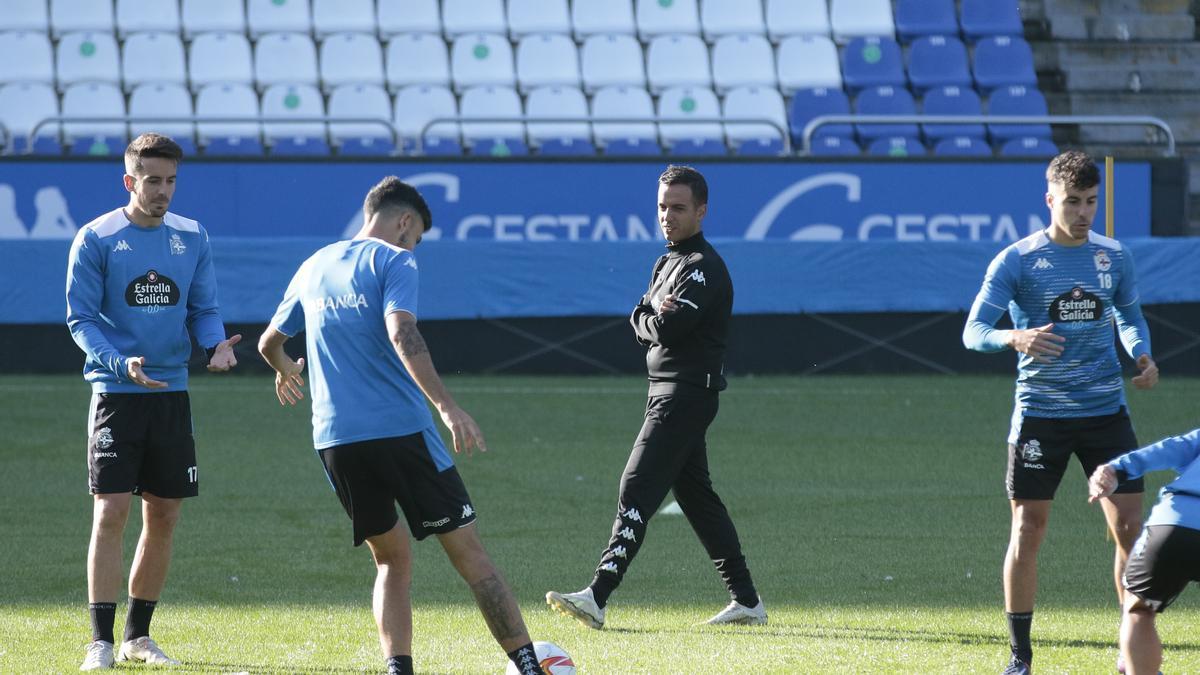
[546,165,765,629]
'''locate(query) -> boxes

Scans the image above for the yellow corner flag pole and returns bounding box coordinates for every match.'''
[1105,156,1114,238]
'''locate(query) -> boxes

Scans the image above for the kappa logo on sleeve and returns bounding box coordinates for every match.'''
[688,269,706,285]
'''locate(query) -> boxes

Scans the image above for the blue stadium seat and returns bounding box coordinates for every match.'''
[999,136,1058,157]
[854,86,918,141]
[987,85,1051,141]
[468,137,529,157]
[933,135,991,156]
[538,138,596,156]
[670,138,728,155]
[907,36,971,93]
[11,136,62,155]
[403,136,463,156]
[973,36,1037,91]
[736,137,785,156]
[808,135,860,156]
[270,137,331,156]
[921,85,985,140]
[867,136,926,157]
[203,136,265,156]
[337,137,395,156]
[68,135,125,156]
[841,37,906,91]
[894,0,958,41]
[788,87,852,144]
[604,138,662,156]
[960,0,1024,41]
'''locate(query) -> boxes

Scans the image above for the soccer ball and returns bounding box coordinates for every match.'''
[504,641,575,675]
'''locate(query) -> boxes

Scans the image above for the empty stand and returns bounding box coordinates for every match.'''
[128,82,195,150]
[637,0,700,40]
[122,32,186,91]
[313,0,376,37]
[255,32,319,89]
[921,85,985,140]
[961,0,1024,41]
[386,33,450,91]
[392,84,460,153]
[907,36,971,93]
[378,0,441,37]
[830,0,895,42]
[841,36,906,91]
[647,34,711,93]
[766,0,830,41]
[450,33,515,92]
[196,83,263,155]
[809,135,860,156]
[933,135,992,156]
[0,0,49,32]
[182,0,246,38]
[459,84,526,155]
[1000,136,1059,157]
[854,85,918,140]
[443,0,507,37]
[508,0,571,37]
[57,32,121,90]
[516,33,580,93]
[723,85,788,154]
[776,35,842,93]
[61,82,125,154]
[789,87,853,143]
[701,0,765,40]
[712,34,776,93]
[116,0,180,38]
[526,85,592,152]
[973,36,1037,91]
[189,32,254,89]
[867,135,926,157]
[580,34,645,92]
[0,32,54,85]
[0,82,60,153]
[50,0,114,37]
[320,32,385,90]
[328,84,394,155]
[658,86,723,152]
[987,85,1052,141]
[261,83,329,155]
[247,0,312,38]
[572,0,636,38]
[893,0,958,42]
[591,85,658,152]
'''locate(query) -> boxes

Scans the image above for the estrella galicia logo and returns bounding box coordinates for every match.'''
[1050,286,1102,322]
[125,270,180,308]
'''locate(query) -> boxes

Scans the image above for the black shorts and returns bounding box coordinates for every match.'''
[1006,408,1143,500]
[1123,524,1200,612]
[87,391,198,498]
[318,428,475,546]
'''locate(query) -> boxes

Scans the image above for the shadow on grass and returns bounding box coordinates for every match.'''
[174,662,364,674]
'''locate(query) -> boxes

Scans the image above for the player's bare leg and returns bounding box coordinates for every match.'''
[89,493,133,603]
[1099,492,1144,606]
[1005,499,1052,612]
[128,494,182,601]
[437,524,533,653]
[1120,596,1162,675]
[365,523,414,659]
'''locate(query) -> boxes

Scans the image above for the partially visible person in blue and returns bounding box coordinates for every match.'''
[962,150,1159,675]
[257,176,546,675]
[66,133,241,671]
[1089,429,1200,675]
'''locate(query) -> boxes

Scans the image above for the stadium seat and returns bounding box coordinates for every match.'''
[328,84,395,155]
[776,35,842,93]
[182,0,246,38]
[50,0,114,37]
[255,32,319,89]
[313,0,376,38]
[646,34,711,93]
[392,84,460,154]
[0,32,54,84]
[701,0,765,40]
[789,87,853,143]
[0,82,60,154]
[809,135,860,156]
[893,0,958,42]
[580,34,645,93]
[712,34,776,93]
[907,36,971,93]
[723,86,788,155]
[190,32,254,89]
[0,0,48,32]
[196,83,263,156]
[247,0,311,38]
[572,0,636,38]
[961,0,1024,41]
[921,85,985,140]
[62,82,126,155]
[766,0,830,41]
[385,33,450,91]
[261,83,329,156]
[987,85,1051,141]
[128,83,195,152]
[57,32,121,90]
[854,85,918,140]
[867,136,926,157]
[122,32,186,92]
[830,0,895,42]
[636,0,700,40]
[526,85,592,153]
[378,0,441,37]
[591,85,658,152]
[508,0,571,37]
[443,0,506,37]
[972,36,1037,91]
[320,32,385,91]
[451,33,515,92]
[516,34,580,93]
[999,136,1059,157]
[460,85,526,155]
[933,135,992,156]
[116,0,180,38]
[841,37,906,91]
[658,86,724,154]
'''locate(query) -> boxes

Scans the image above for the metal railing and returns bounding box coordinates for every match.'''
[800,114,1177,156]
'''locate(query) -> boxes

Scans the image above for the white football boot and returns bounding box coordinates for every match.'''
[117,636,180,666]
[80,640,115,671]
[545,588,605,629]
[703,597,768,625]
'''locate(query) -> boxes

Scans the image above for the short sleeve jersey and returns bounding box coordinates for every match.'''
[271,238,432,449]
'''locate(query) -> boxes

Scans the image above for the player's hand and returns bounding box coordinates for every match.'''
[1088,464,1119,503]
[127,356,168,389]
[659,293,680,314]
[1009,323,1065,363]
[207,334,242,372]
[274,357,306,406]
[1131,353,1158,390]
[439,406,487,456]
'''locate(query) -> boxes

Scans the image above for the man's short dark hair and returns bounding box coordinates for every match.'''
[124,133,183,174]
[659,164,708,205]
[1046,150,1100,190]
[363,176,433,231]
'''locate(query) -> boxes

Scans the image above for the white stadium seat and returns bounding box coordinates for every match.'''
[450,33,515,92]
[196,83,261,142]
[392,84,458,143]
[636,0,700,39]
[830,0,896,42]
[525,85,590,144]
[189,33,254,88]
[128,82,194,140]
[572,0,636,38]
[320,32,385,90]
[61,82,125,140]
[247,0,312,38]
[378,0,441,37]
[777,35,842,93]
[591,85,656,143]
[646,34,711,93]
[0,0,49,32]
[255,32,319,88]
[50,0,114,37]
[508,0,571,37]
[116,0,180,37]
[723,85,788,144]
[460,85,524,141]
[580,34,645,93]
[712,34,776,93]
[328,84,393,142]
[442,0,506,37]
[260,83,326,141]
[57,32,121,89]
[0,32,54,84]
[0,82,60,143]
[767,0,831,40]
[516,34,580,93]
[122,32,186,91]
[657,86,722,144]
[313,0,376,37]
[385,33,450,91]
[701,0,765,40]
[182,0,246,38]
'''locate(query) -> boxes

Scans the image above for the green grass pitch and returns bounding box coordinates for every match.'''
[1,373,1198,673]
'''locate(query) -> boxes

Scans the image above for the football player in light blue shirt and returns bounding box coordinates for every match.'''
[258,177,546,675]
[66,134,241,671]
[963,151,1158,675]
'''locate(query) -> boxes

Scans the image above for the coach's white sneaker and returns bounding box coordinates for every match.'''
[703,597,768,625]
[546,588,605,629]
[80,640,115,670]
[117,636,180,666]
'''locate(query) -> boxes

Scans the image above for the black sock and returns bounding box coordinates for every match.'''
[1007,611,1033,663]
[589,577,615,609]
[89,602,117,644]
[123,598,157,642]
[507,644,546,675]
[385,655,413,675]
